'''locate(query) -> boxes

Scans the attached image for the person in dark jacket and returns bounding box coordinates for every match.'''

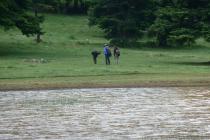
[91,50,101,64]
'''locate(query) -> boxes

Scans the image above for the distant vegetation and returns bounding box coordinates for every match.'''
[1,0,210,47]
[0,0,44,42]
[89,0,210,47]
[31,0,96,14]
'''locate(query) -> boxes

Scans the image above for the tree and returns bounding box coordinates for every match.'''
[32,0,45,42]
[0,0,44,42]
[149,0,210,47]
[89,0,155,47]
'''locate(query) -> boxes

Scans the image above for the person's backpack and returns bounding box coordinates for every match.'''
[107,48,112,57]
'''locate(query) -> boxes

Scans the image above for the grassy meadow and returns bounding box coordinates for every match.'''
[1,14,210,90]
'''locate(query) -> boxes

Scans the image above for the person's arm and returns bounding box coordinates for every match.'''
[104,48,107,55]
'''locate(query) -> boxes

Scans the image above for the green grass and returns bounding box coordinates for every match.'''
[0,14,210,90]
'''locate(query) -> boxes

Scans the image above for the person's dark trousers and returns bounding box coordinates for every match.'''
[93,56,97,64]
[105,55,110,65]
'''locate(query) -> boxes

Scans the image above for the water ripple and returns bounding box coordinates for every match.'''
[0,88,210,139]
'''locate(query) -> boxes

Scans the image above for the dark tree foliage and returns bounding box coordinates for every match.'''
[0,0,29,29]
[62,0,91,14]
[32,0,94,14]
[89,0,210,47]
[149,0,210,47]
[89,0,155,47]
[0,0,44,42]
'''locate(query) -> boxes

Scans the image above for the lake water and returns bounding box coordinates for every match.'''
[0,88,210,140]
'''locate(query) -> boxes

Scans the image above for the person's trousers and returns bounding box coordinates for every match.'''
[105,55,110,65]
[93,57,97,64]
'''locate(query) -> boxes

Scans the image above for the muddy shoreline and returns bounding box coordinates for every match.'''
[0,80,210,91]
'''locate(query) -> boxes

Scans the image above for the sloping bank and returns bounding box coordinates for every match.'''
[0,73,210,91]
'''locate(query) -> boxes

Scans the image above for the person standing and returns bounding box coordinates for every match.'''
[104,44,111,65]
[114,46,120,64]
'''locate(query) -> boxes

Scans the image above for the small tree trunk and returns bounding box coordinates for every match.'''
[36,34,41,43]
[34,7,41,43]
[157,32,167,47]
[73,0,79,13]
[35,10,38,17]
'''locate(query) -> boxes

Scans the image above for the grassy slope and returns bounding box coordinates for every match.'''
[0,14,210,90]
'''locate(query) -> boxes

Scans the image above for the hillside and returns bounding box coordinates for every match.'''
[1,14,210,90]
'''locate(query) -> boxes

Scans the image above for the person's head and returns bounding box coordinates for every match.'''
[108,45,112,49]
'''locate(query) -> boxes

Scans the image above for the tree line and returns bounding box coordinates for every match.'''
[32,0,96,14]
[1,0,210,47]
[89,0,210,47]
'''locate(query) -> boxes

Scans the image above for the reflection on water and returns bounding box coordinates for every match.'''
[0,88,210,139]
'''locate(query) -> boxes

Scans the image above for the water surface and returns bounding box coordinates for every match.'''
[0,88,210,139]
